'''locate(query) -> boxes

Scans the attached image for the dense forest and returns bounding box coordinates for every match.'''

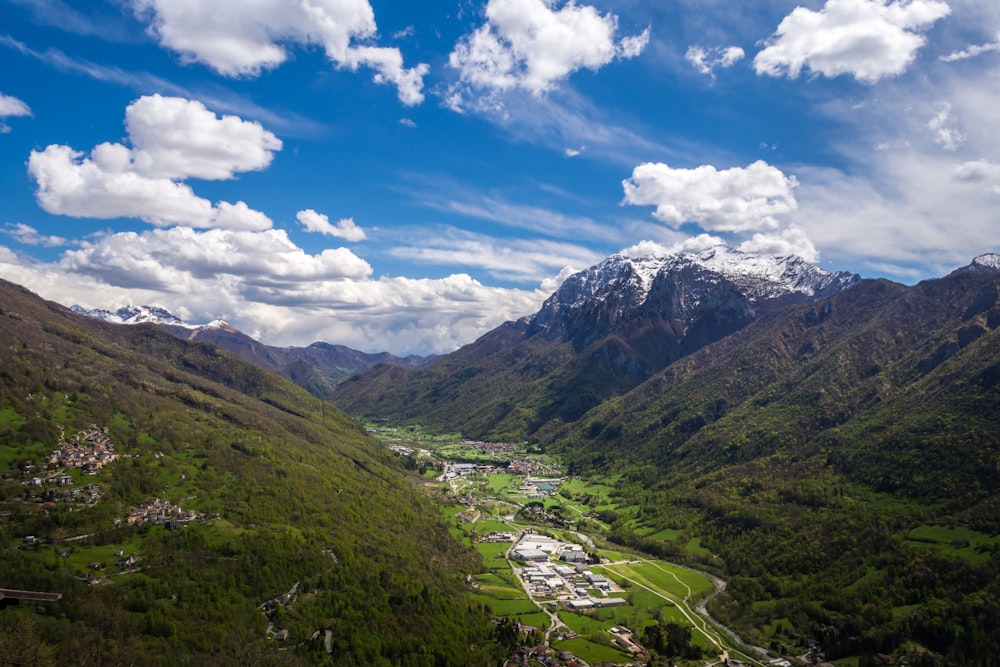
[0,279,518,665]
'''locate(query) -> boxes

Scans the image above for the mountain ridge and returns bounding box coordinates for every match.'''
[333,245,862,435]
[70,304,435,397]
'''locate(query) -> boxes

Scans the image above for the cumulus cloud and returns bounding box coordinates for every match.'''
[619,228,817,262]
[125,95,282,179]
[449,0,649,95]
[621,160,799,232]
[128,0,428,105]
[685,45,745,77]
[940,31,1000,62]
[28,96,278,230]
[754,0,951,83]
[737,225,819,262]
[619,234,724,258]
[60,227,372,289]
[296,209,367,241]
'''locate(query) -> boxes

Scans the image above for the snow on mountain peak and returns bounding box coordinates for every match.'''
[616,243,857,303]
[971,253,1000,271]
[71,304,202,329]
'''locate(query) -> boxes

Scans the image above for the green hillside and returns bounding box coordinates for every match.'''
[333,320,643,442]
[0,280,497,666]
[550,274,1000,664]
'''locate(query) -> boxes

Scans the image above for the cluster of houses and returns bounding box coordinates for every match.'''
[511,477,563,499]
[48,425,119,473]
[506,457,561,478]
[460,440,519,455]
[122,497,200,528]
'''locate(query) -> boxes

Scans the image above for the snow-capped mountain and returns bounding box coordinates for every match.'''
[70,304,194,327]
[527,244,859,350]
[950,252,1000,275]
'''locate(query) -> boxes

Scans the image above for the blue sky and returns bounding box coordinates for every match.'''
[1,0,999,354]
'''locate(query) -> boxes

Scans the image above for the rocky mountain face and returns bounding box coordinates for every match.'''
[527,245,859,351]
[71,306,432,397]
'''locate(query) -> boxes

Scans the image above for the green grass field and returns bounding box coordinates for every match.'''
[907,525,1000,562]
[550,636,631,664]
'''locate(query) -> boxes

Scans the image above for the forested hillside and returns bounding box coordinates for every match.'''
[0,279,498,666]
[547,271,1000,664]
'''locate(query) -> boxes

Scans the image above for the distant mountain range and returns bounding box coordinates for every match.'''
[332,245,861,435]
[71,305,434,397]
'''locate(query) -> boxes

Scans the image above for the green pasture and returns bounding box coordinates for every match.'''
[550,636,630,664]
[907,525,1000,562]
[515,611,550,629]
[685,537,713,557]
[472,593,539,616]
[486,473,519,493]
[642,526,683,541]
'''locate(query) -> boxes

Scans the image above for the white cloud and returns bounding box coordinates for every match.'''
[296,209,368,241]
[449,0,649,95]
[125,95,282,180]
[27,96,278,231]
[129,0,428,105]
[940,30,1000,62]
[385,228,602,283]
[0,91,31,117]
[754,0,951,83]
[60,227,372,288]
[954,159,1000,194]
[927,102,963,150]
[621,160,799,232]
[737,225,819,262]
[0,91,32,132]
[619,233,724,258]
[792,153,1000,278]
[685,45,745,76]
[0,229,549,355]
[2,223,69,248]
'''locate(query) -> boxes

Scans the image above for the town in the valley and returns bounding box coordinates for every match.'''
[377,426,792,667]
